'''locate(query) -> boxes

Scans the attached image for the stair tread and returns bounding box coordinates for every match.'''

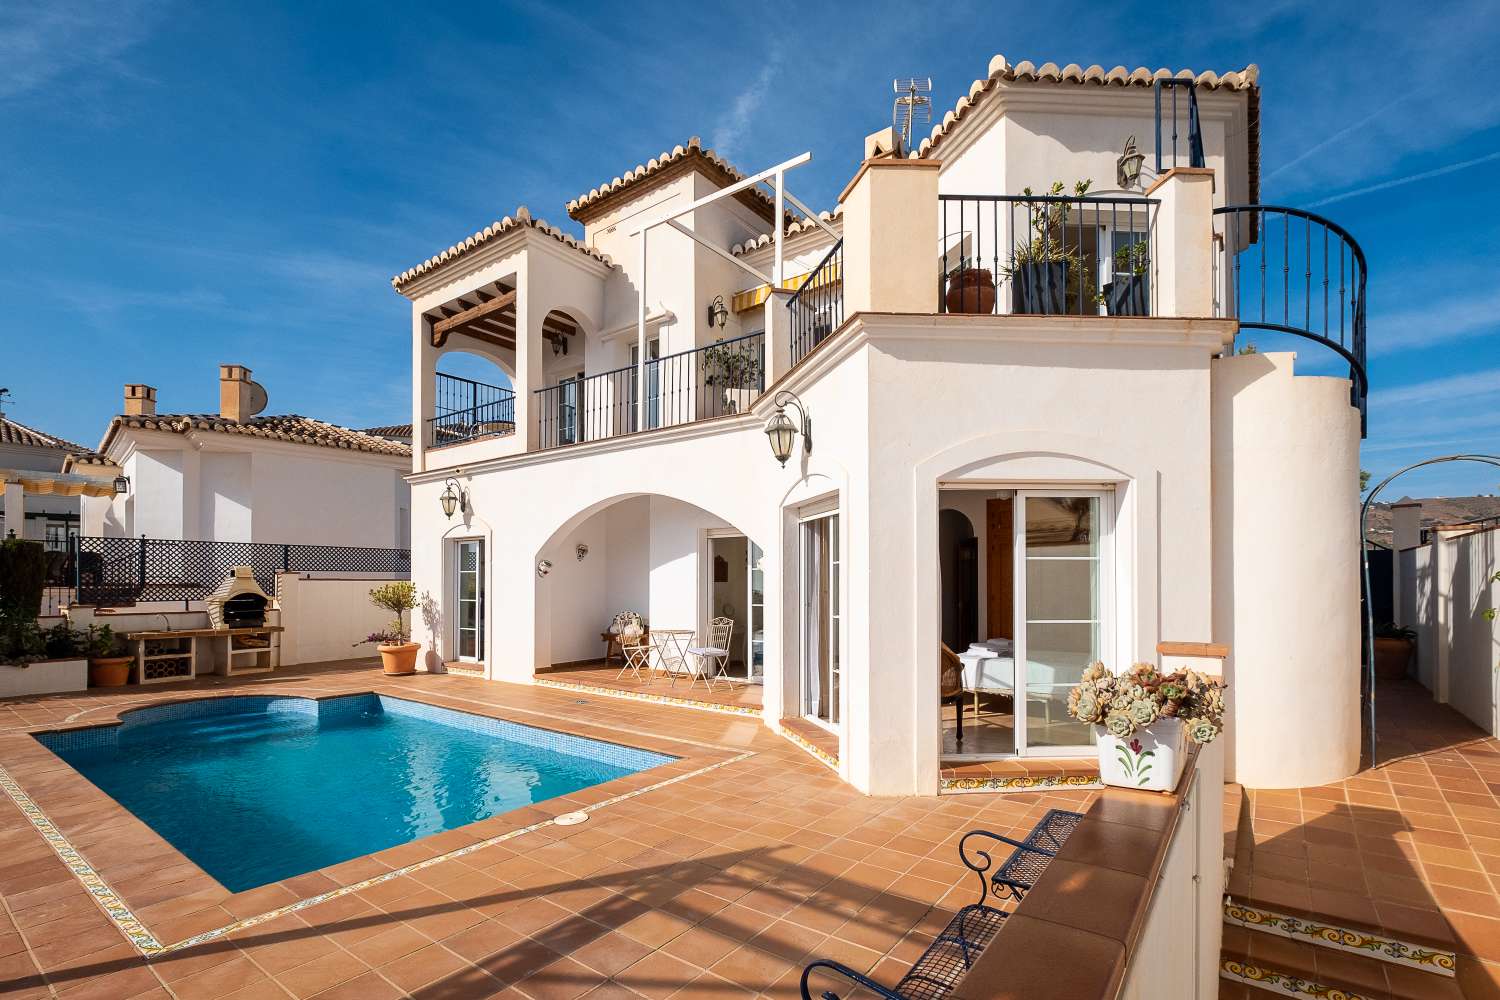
[1220,946,1461,1000]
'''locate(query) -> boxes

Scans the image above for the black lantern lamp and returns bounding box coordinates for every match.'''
[439,477,468,519]
[112,475,130,496]
[1116,134,1145,189]
[764,390,812,467]
[707,295,729,329]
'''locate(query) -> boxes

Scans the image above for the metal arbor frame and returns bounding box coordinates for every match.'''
[1360,454,1500,766]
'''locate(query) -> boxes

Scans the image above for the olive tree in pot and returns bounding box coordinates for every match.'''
[1372,623,1417,682]
[1004,180,1096,316]
[356,581,421,675]
[702,340,762,414]
[83,625,132,687]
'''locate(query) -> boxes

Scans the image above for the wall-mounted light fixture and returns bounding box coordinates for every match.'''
[537,559,553,578]
[1116,134,1145,189]
[764,390,812,467]
[112,476,130,496]
[707,295,729,329]
[546,331,569,356]
[439,477,468,519]
[575,543,589,561]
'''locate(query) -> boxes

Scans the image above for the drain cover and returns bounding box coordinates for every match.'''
[555,812,589,826]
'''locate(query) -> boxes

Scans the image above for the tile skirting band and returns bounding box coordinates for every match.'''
[534,677,764,718]
[940,773,1103,794]
[0,749,754,959]
[777,726,840,773]
[1223,898,1456,976]
[1219,957,1375,1000]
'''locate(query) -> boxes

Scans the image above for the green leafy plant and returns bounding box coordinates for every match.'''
[1374,622,1417,641]
[0,538,48,617]
[0,610,45,666]
[1067,662,1226,745]
[702,341,762,389]
[1484,571,1499,622]
[1111,240,1150,277]
[355,581,419,647]
[1002,180,1098,308]
[42,623,85,659]
[82,624,126,659]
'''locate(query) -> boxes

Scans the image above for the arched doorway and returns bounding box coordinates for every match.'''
[939,509,978,651]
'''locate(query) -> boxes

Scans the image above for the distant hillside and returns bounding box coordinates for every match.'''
[1365,496,1500,547]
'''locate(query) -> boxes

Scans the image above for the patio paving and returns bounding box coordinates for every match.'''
[0,659,1092,999]
[536,663,764,714]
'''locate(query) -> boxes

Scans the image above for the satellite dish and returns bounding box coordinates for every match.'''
[243,380,269,418]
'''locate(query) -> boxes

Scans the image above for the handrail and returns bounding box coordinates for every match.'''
[1155,79,1205,172]
[787,238,844,366]
[1214,204,1368,434]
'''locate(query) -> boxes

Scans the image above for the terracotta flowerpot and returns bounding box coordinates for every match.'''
[88,656,132,688]
[378,642,420,676]
[945,268,997,314]
[1373,637,1413,682]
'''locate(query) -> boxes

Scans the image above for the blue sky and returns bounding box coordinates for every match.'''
[2,1,1498,497]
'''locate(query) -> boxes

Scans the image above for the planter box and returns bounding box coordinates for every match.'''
[1012,261,1069,315]
[1097,717,1185,791]
[1104,274,1149,316]
[0,658,88,698]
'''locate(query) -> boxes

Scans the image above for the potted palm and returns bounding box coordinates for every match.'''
[355,581,421,675]
[1372,623,1416,682]
[84,624,132,687]
[1004,180,1096,316]
[1067,662,1226,791]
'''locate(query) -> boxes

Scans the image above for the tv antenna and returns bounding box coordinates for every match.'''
[892,77,932,151]
[0,388,10,420]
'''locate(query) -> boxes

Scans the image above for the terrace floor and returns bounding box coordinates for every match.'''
[536,663,764,714]
[0,659,1091,1000]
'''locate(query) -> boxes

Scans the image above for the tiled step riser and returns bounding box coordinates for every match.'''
[1220,957,1379,1000]
[1223,899,1456,978]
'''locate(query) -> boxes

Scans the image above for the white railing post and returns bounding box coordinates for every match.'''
[773,170,785,287]
[636,229,648,433]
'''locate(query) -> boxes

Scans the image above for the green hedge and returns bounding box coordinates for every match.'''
[0,539,47,617]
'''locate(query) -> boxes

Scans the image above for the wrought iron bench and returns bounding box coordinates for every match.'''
[799,808,1083,1000]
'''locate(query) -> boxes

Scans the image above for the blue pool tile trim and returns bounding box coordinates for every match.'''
[35,693,677,772]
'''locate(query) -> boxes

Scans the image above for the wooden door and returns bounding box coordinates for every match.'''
[986,498,1013,640]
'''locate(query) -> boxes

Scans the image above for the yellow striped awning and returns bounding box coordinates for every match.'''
[731,262,844,313]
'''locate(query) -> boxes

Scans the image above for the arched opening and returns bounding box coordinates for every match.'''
[939,509,978,652]
[532,493,766,710]
[535,308,590,447]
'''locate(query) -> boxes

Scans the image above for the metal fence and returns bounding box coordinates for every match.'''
[536,333,765,449]
[55,536,411,607]
[939,193,1159,318]
[1155,78,1205,173]
[788,239,844,366]
[429,373,515,447]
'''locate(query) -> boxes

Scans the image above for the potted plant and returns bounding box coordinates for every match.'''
[355,581,421,675]
[1004,180,1097,316]
[944,259,997,314]
[1372,623,1416,682]
[703,340,762,413]
[1067,662,1226,791]
[0,611,45,668]
[1102,240,1150,316]
[0,614,88,696]
[83,624,132,687]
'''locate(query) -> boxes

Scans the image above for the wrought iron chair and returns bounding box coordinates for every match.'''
[684,617,734,690]
[616,626,653,683]
[799,809,1083,1000]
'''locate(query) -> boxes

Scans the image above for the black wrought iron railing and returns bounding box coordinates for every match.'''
[1155,79,1205,173]
[65,536,411,607]
[428,373,515,447]
[939,194,1159,318]
[535,332,765,450]
[788,239,844,366]
[1214,205,1369,432]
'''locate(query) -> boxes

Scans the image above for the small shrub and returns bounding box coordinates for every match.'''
[0,539,48,617]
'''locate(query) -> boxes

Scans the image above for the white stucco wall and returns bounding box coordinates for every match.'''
[276,574,399,666]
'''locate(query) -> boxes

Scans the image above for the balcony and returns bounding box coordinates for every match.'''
[426,373,515,449]
[534,332,765,450]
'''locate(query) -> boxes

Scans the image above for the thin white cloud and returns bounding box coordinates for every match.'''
[1307,150,1500,208]
[1370,291,1500,356]
[711,54,780,159]
[1370,367,1500,409]
[0,2,157,100]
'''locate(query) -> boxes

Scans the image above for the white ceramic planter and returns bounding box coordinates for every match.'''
[0,658,89,698]
[1097,717,1185,791]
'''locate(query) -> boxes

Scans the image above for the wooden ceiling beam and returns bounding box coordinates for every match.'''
[432,289,518,346]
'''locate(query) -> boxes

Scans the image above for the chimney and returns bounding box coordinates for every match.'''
[124,384,156,417]
[219,364,254,422]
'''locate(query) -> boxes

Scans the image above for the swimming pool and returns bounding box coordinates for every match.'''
[37,694,674,892]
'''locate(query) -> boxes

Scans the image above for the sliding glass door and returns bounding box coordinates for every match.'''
[801,512,841,729]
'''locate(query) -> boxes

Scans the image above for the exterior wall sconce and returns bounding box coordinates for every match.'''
[1116,135,1145,189]
[112,476,130,496]
[764,390,812,467]
[439,477,468,519]
[575,543,589,561]
[546,331,569,356]
[537,559,552,578]
[707,295,729,329]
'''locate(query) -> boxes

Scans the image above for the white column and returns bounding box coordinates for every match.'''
[763,289,794,385]
[636,230,648,432]
[839,157,939,314]
[1,481,23,540]
[1145,167,1216,317]
[773,171,785,287]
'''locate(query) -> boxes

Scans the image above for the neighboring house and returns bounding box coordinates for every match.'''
[68,365,413,549]
[0,414,101,549]
[394,55,1365,800]
[1365,494,1500,548]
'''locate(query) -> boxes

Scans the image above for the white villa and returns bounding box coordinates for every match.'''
[69,365,413,549]
[393,56,1364,799]
[0,413,98,549]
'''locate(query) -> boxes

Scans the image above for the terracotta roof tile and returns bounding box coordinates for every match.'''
[391,207,613,291]
[0,417,87,454]
[911,56,1259,159]
[732,206,843,256]
[566,136,778,223]
[101,413,411,458]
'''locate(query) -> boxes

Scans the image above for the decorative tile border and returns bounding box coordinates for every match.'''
[1220,957,1375,1000]
[940,773,1102,795]
[777,726,839,773]
[1223,898,1456,977]
[534,677,764,718]
[1,736,752,959]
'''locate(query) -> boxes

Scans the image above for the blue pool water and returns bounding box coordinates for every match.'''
[37,695,674,892]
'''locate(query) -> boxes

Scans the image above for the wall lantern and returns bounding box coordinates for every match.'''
[112,476,130,496]
[764,390,812,468]
[439,477,468,519]
[1116,134,1145,189]
[546,331,569,356]
[707,295,729,329]
[575,543,589,561]
[537,559,553,578]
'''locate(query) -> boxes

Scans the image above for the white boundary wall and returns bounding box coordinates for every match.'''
[276,574,401,666]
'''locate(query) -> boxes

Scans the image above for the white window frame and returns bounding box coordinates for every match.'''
[453,538,485,663]
[798,508,842,735]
